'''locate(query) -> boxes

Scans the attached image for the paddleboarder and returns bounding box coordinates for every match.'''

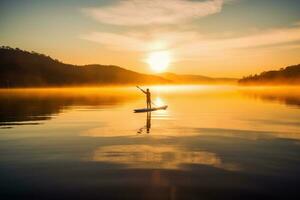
[137,86,151,109]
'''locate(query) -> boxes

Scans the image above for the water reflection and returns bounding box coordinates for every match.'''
[1,86,300,127]
[240,87,300,108]
[1,86,300,199]
[0,88,138,127]
[91,144,239,170]
[137,112,151,134]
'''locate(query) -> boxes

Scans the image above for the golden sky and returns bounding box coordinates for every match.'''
[1,0,300,77]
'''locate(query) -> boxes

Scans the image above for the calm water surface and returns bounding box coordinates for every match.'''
[0,86,300,200]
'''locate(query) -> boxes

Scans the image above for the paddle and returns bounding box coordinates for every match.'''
[136,86,145,93]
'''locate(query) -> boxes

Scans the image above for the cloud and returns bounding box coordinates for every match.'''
[80,30,199,52]
[176,25,300,58]
[83,0,224,26]
[82,24,300,59]
[81,32,147,51]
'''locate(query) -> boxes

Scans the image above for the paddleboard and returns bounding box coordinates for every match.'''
[134,105,168,113]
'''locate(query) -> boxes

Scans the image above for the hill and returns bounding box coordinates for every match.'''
[239,64,300,85]
[0,46,237,87]
[160,72,237,84]
[0,46,169,87]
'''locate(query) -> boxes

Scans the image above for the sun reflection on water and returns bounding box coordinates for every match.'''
[152,97,169,119]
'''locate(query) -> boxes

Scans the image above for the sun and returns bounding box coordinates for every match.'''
[147,51,170,73]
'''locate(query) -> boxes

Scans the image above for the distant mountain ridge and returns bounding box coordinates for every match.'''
[160,72,237,84]
[0,46,236,87]
[239,64,300,85]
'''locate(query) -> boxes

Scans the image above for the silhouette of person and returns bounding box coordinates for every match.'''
[146,88,151,109]
[137,86,151,109]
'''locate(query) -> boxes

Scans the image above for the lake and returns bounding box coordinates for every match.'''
[1,85,300,200]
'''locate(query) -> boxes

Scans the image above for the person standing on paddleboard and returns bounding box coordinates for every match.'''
[137,86,151,109]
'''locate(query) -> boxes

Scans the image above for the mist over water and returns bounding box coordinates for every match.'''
[1,85,300,199]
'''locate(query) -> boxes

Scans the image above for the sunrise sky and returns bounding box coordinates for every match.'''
[1,0,300,77]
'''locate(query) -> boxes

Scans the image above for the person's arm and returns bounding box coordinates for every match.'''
[136,86,147,94]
